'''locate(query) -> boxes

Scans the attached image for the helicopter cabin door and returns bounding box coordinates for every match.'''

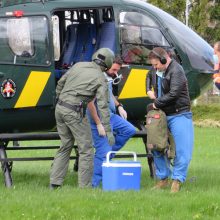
[52,7,116,79]
[0,15,55,111]
[116,7,174,119]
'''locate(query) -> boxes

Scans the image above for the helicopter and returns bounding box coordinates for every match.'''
[0,0,214,133]
[0,0,215,188]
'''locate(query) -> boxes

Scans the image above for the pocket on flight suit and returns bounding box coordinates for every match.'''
[63,110,82,125]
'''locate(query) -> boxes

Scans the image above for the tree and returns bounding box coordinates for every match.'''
[148,0,186,23]
[189,0,210,42]
[148,0,220,44]
[189,0,220,44]
[206,1,220,44]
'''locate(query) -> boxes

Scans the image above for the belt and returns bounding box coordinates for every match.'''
[57,100,82,112]
[167,106,190,116]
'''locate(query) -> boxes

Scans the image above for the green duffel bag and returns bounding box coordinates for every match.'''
[167,131,175,159]
[146,109,168,152]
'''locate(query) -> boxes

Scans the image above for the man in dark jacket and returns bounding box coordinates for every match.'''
[148,47,194,193]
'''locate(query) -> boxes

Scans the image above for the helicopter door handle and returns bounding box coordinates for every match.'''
[0,72,4,78]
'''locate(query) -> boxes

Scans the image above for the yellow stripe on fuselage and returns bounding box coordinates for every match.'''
[14,71,51,108]
[118,69,149,99]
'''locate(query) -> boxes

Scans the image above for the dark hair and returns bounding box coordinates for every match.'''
[113,55,123,65]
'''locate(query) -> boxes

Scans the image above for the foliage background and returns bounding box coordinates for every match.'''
[148,0,220,45]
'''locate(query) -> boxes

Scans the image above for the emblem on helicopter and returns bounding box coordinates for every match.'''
[1,79,16,99]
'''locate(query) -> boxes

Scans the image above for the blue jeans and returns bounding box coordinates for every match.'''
[90,114,136,187]
[153,112,194,182]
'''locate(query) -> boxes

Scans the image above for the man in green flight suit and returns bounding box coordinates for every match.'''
[50,48,115,189]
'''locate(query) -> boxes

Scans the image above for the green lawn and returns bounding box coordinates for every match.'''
[192,104,220,122]
[0,127,220,220]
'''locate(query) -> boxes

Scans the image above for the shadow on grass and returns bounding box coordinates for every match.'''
[1,159,218,193]
[0,165,79,189]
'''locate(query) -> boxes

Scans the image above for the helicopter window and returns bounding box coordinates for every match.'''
[121,43,150,65]
[148,6,213,71]
[119,10,170,65]
[120,24,170,65]
[119,11,158,27]
[0,16,50,66]
[121,25,141,44]
[7,18,34,57]
[141,27,169,47]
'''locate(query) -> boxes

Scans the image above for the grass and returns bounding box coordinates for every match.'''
[192,104,220,122]
[192,104,220,127]
[0,127,220,220]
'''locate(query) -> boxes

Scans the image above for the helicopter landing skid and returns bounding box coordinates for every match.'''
[0,131,154,187]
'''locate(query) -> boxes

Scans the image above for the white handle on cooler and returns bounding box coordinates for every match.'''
[106,151,137,164]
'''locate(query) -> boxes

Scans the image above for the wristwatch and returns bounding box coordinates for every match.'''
[116,103,123,109]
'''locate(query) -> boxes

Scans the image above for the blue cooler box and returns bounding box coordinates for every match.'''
[102,151,141,191]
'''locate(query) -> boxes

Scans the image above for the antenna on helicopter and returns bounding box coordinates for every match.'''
[185,0,192,26]
[40,0,49,4]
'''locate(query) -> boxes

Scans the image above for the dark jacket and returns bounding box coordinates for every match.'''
[146,67,157,97]
[154,60,191,116]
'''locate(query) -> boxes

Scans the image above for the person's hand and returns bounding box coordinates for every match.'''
[118,106,127,120]
[106,131,115,146]
[147,91,156,99]
[97,124,106,136]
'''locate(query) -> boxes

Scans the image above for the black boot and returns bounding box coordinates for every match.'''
[49,184,61,190]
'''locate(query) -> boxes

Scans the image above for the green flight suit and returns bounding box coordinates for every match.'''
[50,62,111,188]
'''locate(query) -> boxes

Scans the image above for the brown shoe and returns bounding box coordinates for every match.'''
[170,180,181,193]
[152,178,169,190]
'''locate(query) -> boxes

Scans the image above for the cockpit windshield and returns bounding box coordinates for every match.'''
[148,5,213,72]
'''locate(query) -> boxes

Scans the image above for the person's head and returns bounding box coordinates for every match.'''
[213,42,220,65]
[106,56,123,77]
[92,48,115,70]
[148,47,171,71]
[214,42,220,55]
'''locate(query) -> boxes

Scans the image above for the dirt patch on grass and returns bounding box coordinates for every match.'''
[194,119,220,128]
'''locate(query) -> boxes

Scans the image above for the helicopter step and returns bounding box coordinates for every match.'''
[0,131,155,188]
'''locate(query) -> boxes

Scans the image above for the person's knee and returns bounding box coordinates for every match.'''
[125,124,136,137]
[130,126,136,136]
[57,145,73,156]
[78,147,94,163]
[95,146,111,159]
